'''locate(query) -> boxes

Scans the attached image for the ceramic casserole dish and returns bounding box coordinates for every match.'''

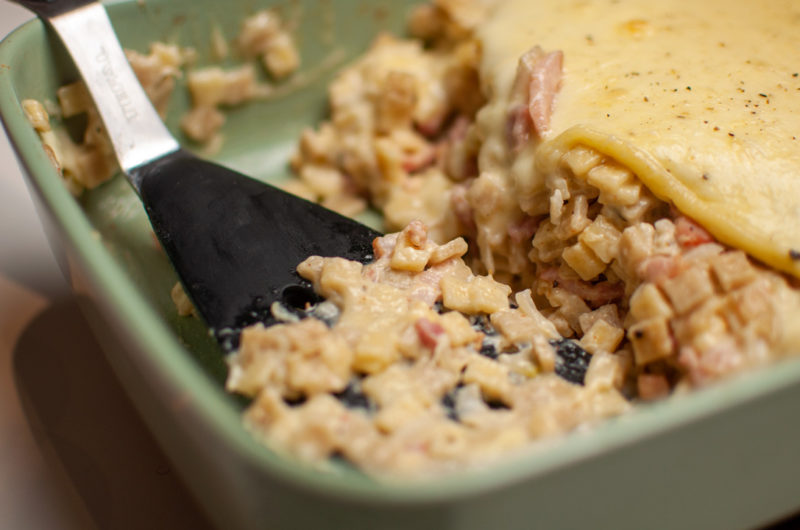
[3,1,800,528]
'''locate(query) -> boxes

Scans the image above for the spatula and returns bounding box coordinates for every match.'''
[14,0,381,351]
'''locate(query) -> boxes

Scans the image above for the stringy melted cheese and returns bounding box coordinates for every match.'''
[478,0,800,277]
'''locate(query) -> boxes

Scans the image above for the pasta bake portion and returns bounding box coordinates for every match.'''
[23,0,800,478]
[234,0,800,476]
[228,222,630,477]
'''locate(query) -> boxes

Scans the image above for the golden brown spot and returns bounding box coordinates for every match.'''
[618,19,653,38]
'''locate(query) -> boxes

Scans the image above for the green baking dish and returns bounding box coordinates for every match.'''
[3,1,800,528]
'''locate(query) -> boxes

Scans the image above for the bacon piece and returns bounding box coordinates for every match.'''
[450,184,476,234]
[403,219,428,248]
[638,255,685,285]
[415,318,445,349]
[372,233,398,259]
[436,114,478,180]
[440,115,478,179]
[506,46,564,150]
[540,267,625,307]
[446,114,471,142]
[679,339,745,386]
[416,112,447,138]
[506,47,541,150]
[528,50,563,137]
[637,373,670,400]
[402,143,438,173]
[507,216,540,243]
[408,271,443,305]
[675,216,714,248]
[408,257,464,305]
[538,268,560,283]
[365,231,460,306]
[506,103,532,151]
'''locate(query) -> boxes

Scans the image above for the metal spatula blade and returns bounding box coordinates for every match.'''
[15,0,380,351]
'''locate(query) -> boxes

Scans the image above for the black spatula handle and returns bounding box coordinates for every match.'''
[9,0,94,18]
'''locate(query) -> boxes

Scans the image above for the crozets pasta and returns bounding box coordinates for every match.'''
[236,0,800,476]
[24,0,800,479]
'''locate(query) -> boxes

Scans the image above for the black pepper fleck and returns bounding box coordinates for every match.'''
[790,249,800,261]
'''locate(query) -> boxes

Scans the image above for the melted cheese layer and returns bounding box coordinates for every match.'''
[478,0,800,276]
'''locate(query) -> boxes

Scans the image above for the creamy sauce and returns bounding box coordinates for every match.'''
[478,0,800,276]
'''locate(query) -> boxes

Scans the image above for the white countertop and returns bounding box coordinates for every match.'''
[0,5,213,529]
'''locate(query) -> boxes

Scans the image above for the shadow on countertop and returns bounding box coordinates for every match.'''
[12,296,215,530]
